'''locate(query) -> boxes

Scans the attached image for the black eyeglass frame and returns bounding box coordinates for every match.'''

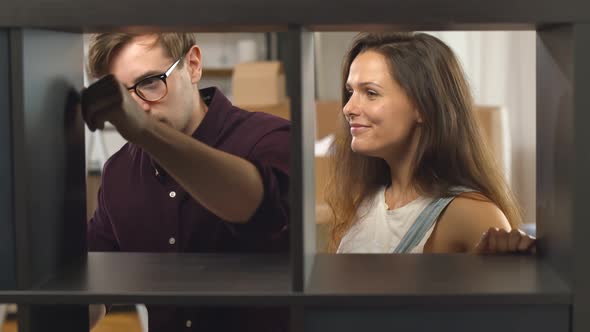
[127,57,182,102]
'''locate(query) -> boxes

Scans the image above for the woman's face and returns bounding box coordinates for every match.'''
[343,50,422,160]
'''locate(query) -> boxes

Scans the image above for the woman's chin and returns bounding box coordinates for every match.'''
[352,142,387,159]
[351,143,372,156]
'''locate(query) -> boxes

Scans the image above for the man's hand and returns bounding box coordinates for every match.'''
[474,227,536,255]
[81,74,149,143]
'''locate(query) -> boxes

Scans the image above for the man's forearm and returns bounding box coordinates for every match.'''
[136,119,264,223]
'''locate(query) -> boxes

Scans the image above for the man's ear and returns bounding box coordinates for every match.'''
[185,45,202,84]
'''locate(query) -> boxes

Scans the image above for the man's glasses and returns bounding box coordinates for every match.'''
[127,57,182,102]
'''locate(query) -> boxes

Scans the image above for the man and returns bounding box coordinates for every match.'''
[84,33,290,331]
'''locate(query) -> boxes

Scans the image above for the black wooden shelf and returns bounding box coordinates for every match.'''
[0,252,293,305]
[0,253,570,307]
[0,0,589,30]
[2,5,589,330]
[304,254,570,306]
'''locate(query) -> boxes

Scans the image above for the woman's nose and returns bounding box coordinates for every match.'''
[343,95,359,121]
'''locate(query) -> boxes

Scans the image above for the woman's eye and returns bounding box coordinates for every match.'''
[367,90,378,97]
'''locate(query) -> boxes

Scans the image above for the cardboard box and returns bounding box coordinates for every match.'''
[316,156,333,252]
[232,61,287,106]
[315,156,330,204]
[473,105,507,173]
[238,99,343,141]
[316,100,342,139]
[86,174,101,220]
[315,156,334,250]
[238,99,291,120]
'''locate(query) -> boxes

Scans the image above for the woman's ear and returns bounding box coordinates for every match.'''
[415,109,423,124]
[185,45,203,84]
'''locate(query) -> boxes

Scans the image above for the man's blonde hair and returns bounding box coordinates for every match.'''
[87,33,197,79]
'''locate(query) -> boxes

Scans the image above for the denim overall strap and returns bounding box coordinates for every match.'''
[392,186,475,253]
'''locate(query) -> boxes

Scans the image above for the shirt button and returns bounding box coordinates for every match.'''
[169,191,176,198]
[185,320,192,328]
[169,237,176,245]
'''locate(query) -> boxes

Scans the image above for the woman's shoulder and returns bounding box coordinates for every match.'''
[444,192,509,225]
[426,191,511,252]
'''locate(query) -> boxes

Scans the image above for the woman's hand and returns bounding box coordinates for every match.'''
[474,228,536,254]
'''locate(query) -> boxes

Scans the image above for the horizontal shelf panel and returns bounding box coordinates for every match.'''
[303,305,570,332]
[0,252,293,305]
[304,254,571,306]
[0,253,571,306]
[0,0,589,29]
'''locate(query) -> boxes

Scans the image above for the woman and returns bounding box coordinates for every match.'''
[326,32,536,254]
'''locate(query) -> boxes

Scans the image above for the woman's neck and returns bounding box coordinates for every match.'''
[384,128,421,209]
[384,181,419,210]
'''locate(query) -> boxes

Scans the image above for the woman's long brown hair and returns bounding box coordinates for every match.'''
[326,32,522,252]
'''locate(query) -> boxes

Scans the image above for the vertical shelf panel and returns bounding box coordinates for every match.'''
[10,29,86,289]
[9,29,88,331]
[286,26,317,292]
[285,25,304,292]
[537,24,574,286]
[537,23,590,332]
[301,29,317,292]
[571,23,590,332]
[0,29,16,290]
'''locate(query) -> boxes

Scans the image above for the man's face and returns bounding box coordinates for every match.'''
[110,35,201,135]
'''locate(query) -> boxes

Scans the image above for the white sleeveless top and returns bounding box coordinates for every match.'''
[337,186,435,254]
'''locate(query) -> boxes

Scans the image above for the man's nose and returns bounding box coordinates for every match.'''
[130,92,151,112]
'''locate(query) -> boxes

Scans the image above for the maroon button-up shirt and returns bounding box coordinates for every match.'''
[88,87,290,331]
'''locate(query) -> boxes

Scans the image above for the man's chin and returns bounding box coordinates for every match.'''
[156,118,173,127]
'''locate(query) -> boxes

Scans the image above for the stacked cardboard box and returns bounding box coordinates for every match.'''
[232,61,290,119]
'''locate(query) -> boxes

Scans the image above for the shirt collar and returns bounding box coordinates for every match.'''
[190,86,233,147]
[149,86,233,177]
